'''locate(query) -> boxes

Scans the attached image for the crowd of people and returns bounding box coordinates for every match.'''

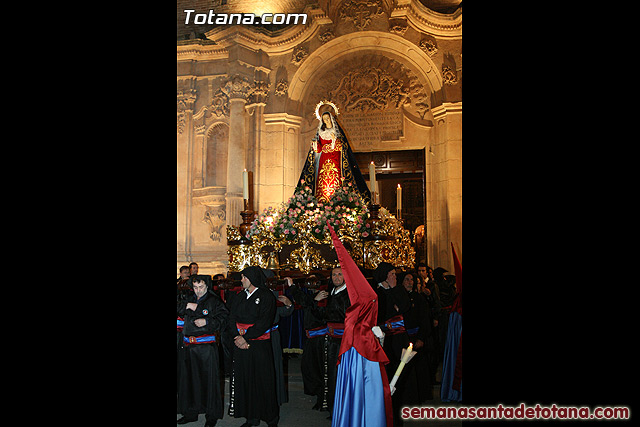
[177,260,459,427]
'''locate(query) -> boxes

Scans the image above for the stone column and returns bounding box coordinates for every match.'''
[222,75,252,228]
[245,79,269,212]
[246,103,265,211]
[177,85,197,262]
[428,101,462,270]
[260,113,303,212]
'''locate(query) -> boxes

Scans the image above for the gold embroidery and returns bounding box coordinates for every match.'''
[317,159,341,202]
[321,140,342,153]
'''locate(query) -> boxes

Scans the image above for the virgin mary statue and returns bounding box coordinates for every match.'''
[297,101,371,204]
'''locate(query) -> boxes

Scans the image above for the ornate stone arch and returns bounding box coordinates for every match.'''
[288,30,443,110]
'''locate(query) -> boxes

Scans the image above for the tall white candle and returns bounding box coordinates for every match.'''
[243,169,249,200]
[369,161,377,195]
[397,184,402,213]
[389,342,416,395]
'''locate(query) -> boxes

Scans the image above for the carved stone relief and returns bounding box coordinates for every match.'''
[419,38,438,56]
[177,89,197,111]
[201,77,271,119]
[339,0,384,31]
[303,54,431,148]
[307,54,429,120]
[318,30,335,44]
[291,45,308,66]
[442,66,457,85]
[177,113,186,134]
[203,206,226,242]
[221,75,253,99]
[177,88,196,134]
[209,89,230,118]
[250,80,270,104]
[389,24,408,36]
[274,79,289,96]
[442,53,459,85]
[330,67,410,113]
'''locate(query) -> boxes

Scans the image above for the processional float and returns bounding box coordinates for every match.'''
[226,100,416,277]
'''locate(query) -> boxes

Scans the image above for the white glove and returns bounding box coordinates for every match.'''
[372,326,385,347]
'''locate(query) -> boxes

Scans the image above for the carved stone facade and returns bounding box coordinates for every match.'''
[177,0,462,276]
[339,0,385,31]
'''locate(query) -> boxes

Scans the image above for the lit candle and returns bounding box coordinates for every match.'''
[396,184,402,218]
[243,169,249,200]
[369,161,377,199]
[388,342,416,395]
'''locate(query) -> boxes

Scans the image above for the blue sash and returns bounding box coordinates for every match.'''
[306,326,329,338]
[183,334,216,344]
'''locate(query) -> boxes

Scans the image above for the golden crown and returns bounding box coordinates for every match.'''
[314,100,339,121]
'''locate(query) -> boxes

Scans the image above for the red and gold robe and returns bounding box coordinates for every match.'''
[314,136,343,203]
[296,112,371,205]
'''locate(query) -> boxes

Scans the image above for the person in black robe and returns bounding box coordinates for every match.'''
[286,277,329,411]
[177,275,229,426]
[417,262,442,385]
[373,262,417,426]
[288,268,351,416]
[225,266,279,427]
[271,289,294,406]
[398,270,433,402]
[433,267,458,364]
[177,266,193,386]
[220,271,243,376]
[315,267,351,418]
[263,268,295,407]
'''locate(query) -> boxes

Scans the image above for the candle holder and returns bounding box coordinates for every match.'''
[365,203,386,241]
[389,343,417,395]
[238,199,255,244]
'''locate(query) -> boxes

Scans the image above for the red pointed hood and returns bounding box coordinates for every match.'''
[327,223,388,365]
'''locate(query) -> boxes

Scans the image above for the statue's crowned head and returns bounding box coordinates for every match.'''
[314,100,339,121]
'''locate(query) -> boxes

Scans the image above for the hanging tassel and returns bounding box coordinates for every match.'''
[228,366,235,417]
[321,334,329,411]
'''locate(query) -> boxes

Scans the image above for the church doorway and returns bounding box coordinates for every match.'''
[354,149,426,242]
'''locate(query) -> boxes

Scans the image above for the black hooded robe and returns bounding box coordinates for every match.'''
[373,263,420,423]
[288,285,331,409]
[403,286,434,402]
[305,283,351,414]
[226,267,279,425]
[177,288,229,421]
[271,288,294,406]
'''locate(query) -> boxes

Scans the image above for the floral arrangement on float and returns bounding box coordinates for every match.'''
[247,179,372,244]
[229,179,413,273]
